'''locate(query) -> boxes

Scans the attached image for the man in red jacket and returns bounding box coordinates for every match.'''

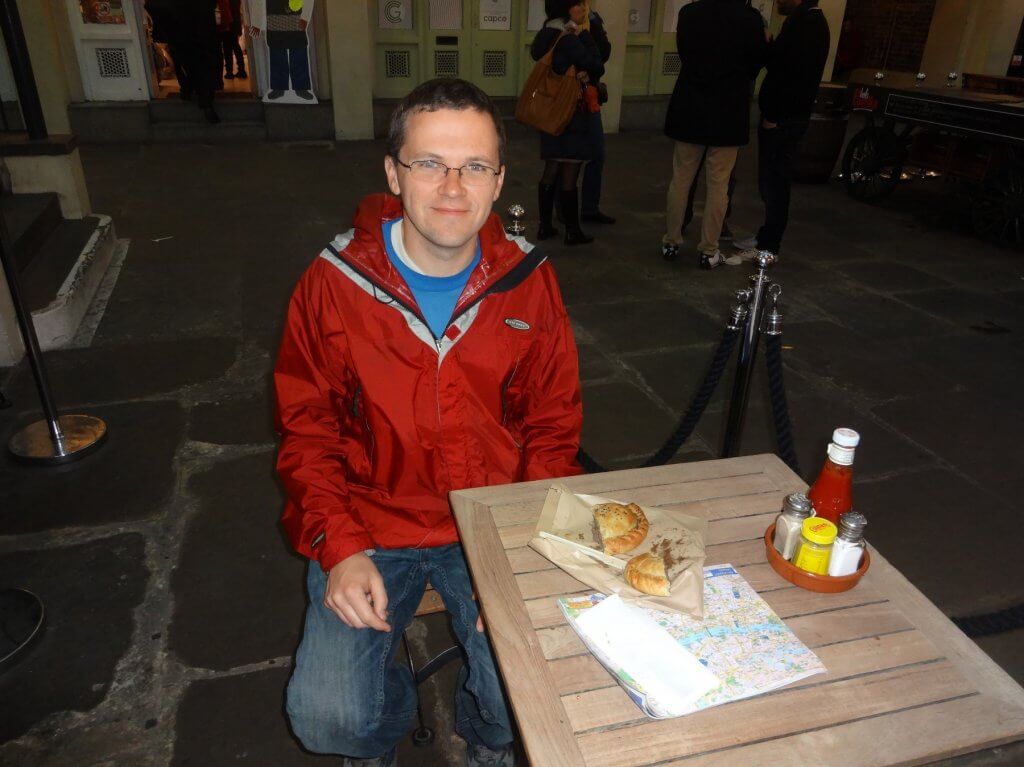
[275,78,583,767]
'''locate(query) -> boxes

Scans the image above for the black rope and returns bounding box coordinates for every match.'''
[952,603,1024,638]
[765,333,799,475]
[577,326,741,473]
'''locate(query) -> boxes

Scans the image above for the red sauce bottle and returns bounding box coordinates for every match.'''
[807,428,860,525]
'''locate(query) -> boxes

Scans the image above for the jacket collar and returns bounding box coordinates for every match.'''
[342,193,531,318]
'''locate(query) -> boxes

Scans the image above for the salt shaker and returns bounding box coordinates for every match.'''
[828,511,867,577]
[773,492,814,561]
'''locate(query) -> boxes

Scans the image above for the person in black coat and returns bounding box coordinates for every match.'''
[734,0,830,257]
[662,0,765,269]
[147,0,221,123]
[222,0,246,79]
[579,8,614,225]
[530,0,605,246]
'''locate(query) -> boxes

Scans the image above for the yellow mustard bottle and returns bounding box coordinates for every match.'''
[793,517,838,575]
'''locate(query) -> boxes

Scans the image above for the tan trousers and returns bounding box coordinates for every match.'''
[664,142,739,254]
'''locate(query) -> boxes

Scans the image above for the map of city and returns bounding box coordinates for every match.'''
[559,565,826,717]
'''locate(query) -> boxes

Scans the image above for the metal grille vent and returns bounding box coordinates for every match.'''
[662,52,681,77]
[482,50,506,77]
[434,50,459,77]
[96,47,130,78]
[385,50,411,79]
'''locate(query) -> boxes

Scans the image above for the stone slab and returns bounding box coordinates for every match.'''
[169,451,305,670]
[189,395,276,446]
[782,320,957,401]
[2,337,237,406]
[0,401,184,535]
[855,469,1021,616]
[873,390,1024,488]
[580,380,675,464]
[0,534,147,743]
[832,261,951,293]
[570,298,720,354]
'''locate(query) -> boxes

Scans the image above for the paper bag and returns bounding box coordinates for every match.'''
[529,484,707,619]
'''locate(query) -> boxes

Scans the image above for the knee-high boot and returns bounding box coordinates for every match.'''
[537,183,559,240]
[560,189,594,246]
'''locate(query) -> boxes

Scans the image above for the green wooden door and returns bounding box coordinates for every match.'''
[373,0,525,98]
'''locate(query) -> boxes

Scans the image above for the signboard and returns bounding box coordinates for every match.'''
[479,0,511,31]
[79,0,126,24]
[629,0,652,34]
[378,0,413,30]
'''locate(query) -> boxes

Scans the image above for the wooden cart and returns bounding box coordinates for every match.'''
[842,78,1024,248]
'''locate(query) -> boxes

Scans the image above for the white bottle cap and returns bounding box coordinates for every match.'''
[832,428,860,448]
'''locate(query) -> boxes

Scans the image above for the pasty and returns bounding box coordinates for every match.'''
[593,502,649,555]
[625,552,670,596]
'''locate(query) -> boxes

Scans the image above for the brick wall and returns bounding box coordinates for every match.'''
[843,0,938,72]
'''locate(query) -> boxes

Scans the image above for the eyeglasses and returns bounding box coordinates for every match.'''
[394,158,502,186]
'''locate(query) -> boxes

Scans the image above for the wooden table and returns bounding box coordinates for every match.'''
[450,455,1024,766]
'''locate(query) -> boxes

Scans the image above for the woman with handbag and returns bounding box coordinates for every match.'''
[530,0,605,246]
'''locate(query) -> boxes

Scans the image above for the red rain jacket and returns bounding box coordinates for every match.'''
[275,194,583,572]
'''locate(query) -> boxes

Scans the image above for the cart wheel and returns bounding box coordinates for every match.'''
[842,128,903,202]
[972,164,1024,250]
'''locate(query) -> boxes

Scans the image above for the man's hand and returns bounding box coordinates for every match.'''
[299,19,308,31]
[249,26,261,38]
[325,552,391,631]
[761,118,779,129]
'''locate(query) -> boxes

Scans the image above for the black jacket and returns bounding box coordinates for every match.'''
[664,0,766,147]
[758,1,831,123]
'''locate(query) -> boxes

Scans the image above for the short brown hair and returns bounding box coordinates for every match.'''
[386,78,507,167]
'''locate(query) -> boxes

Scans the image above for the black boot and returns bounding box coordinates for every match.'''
[560,190,593,246]
[537,183,559,240]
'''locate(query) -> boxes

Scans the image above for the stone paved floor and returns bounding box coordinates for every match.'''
[1,120,1023,766]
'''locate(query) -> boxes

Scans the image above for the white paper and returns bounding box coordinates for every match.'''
[575,595,719,713]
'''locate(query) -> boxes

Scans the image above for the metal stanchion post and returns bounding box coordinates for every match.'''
[722,251,777,457]
[0,203,107,463]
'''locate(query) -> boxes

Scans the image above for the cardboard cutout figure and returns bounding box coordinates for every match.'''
[248,0,317,104]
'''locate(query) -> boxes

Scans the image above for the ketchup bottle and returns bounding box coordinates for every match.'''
[807,428,860,525]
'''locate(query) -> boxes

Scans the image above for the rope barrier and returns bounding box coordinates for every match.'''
[577,326,741,474]
[765,334,800,475]
[952,603,1024,638]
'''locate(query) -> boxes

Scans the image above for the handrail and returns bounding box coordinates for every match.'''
[0,0,46,139]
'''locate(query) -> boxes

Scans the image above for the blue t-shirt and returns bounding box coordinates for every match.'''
[383,218,481,339]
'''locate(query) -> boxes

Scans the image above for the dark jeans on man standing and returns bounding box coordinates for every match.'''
[755,119,808,254]
[270,46,311,91]
[222,32,245,74]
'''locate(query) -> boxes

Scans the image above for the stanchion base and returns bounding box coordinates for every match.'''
[0,588,45,673]
[8,414,107,464]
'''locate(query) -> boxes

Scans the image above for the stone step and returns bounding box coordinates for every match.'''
[21,217,100,313]
[150,120,268,143]
[27,215,118,351]
[149,98,264,124]
[0,193,62,272]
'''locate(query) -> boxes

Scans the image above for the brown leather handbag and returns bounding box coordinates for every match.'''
[515,32,580,136]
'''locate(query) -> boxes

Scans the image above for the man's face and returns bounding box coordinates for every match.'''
[384,108,505,271]
[776,0,802,16]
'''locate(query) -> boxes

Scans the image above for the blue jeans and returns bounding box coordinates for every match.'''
[286,544,513,759]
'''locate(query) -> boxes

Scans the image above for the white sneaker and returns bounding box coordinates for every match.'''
[733,235,758,250]
[700,250,742,269]
[735,248,760,261]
